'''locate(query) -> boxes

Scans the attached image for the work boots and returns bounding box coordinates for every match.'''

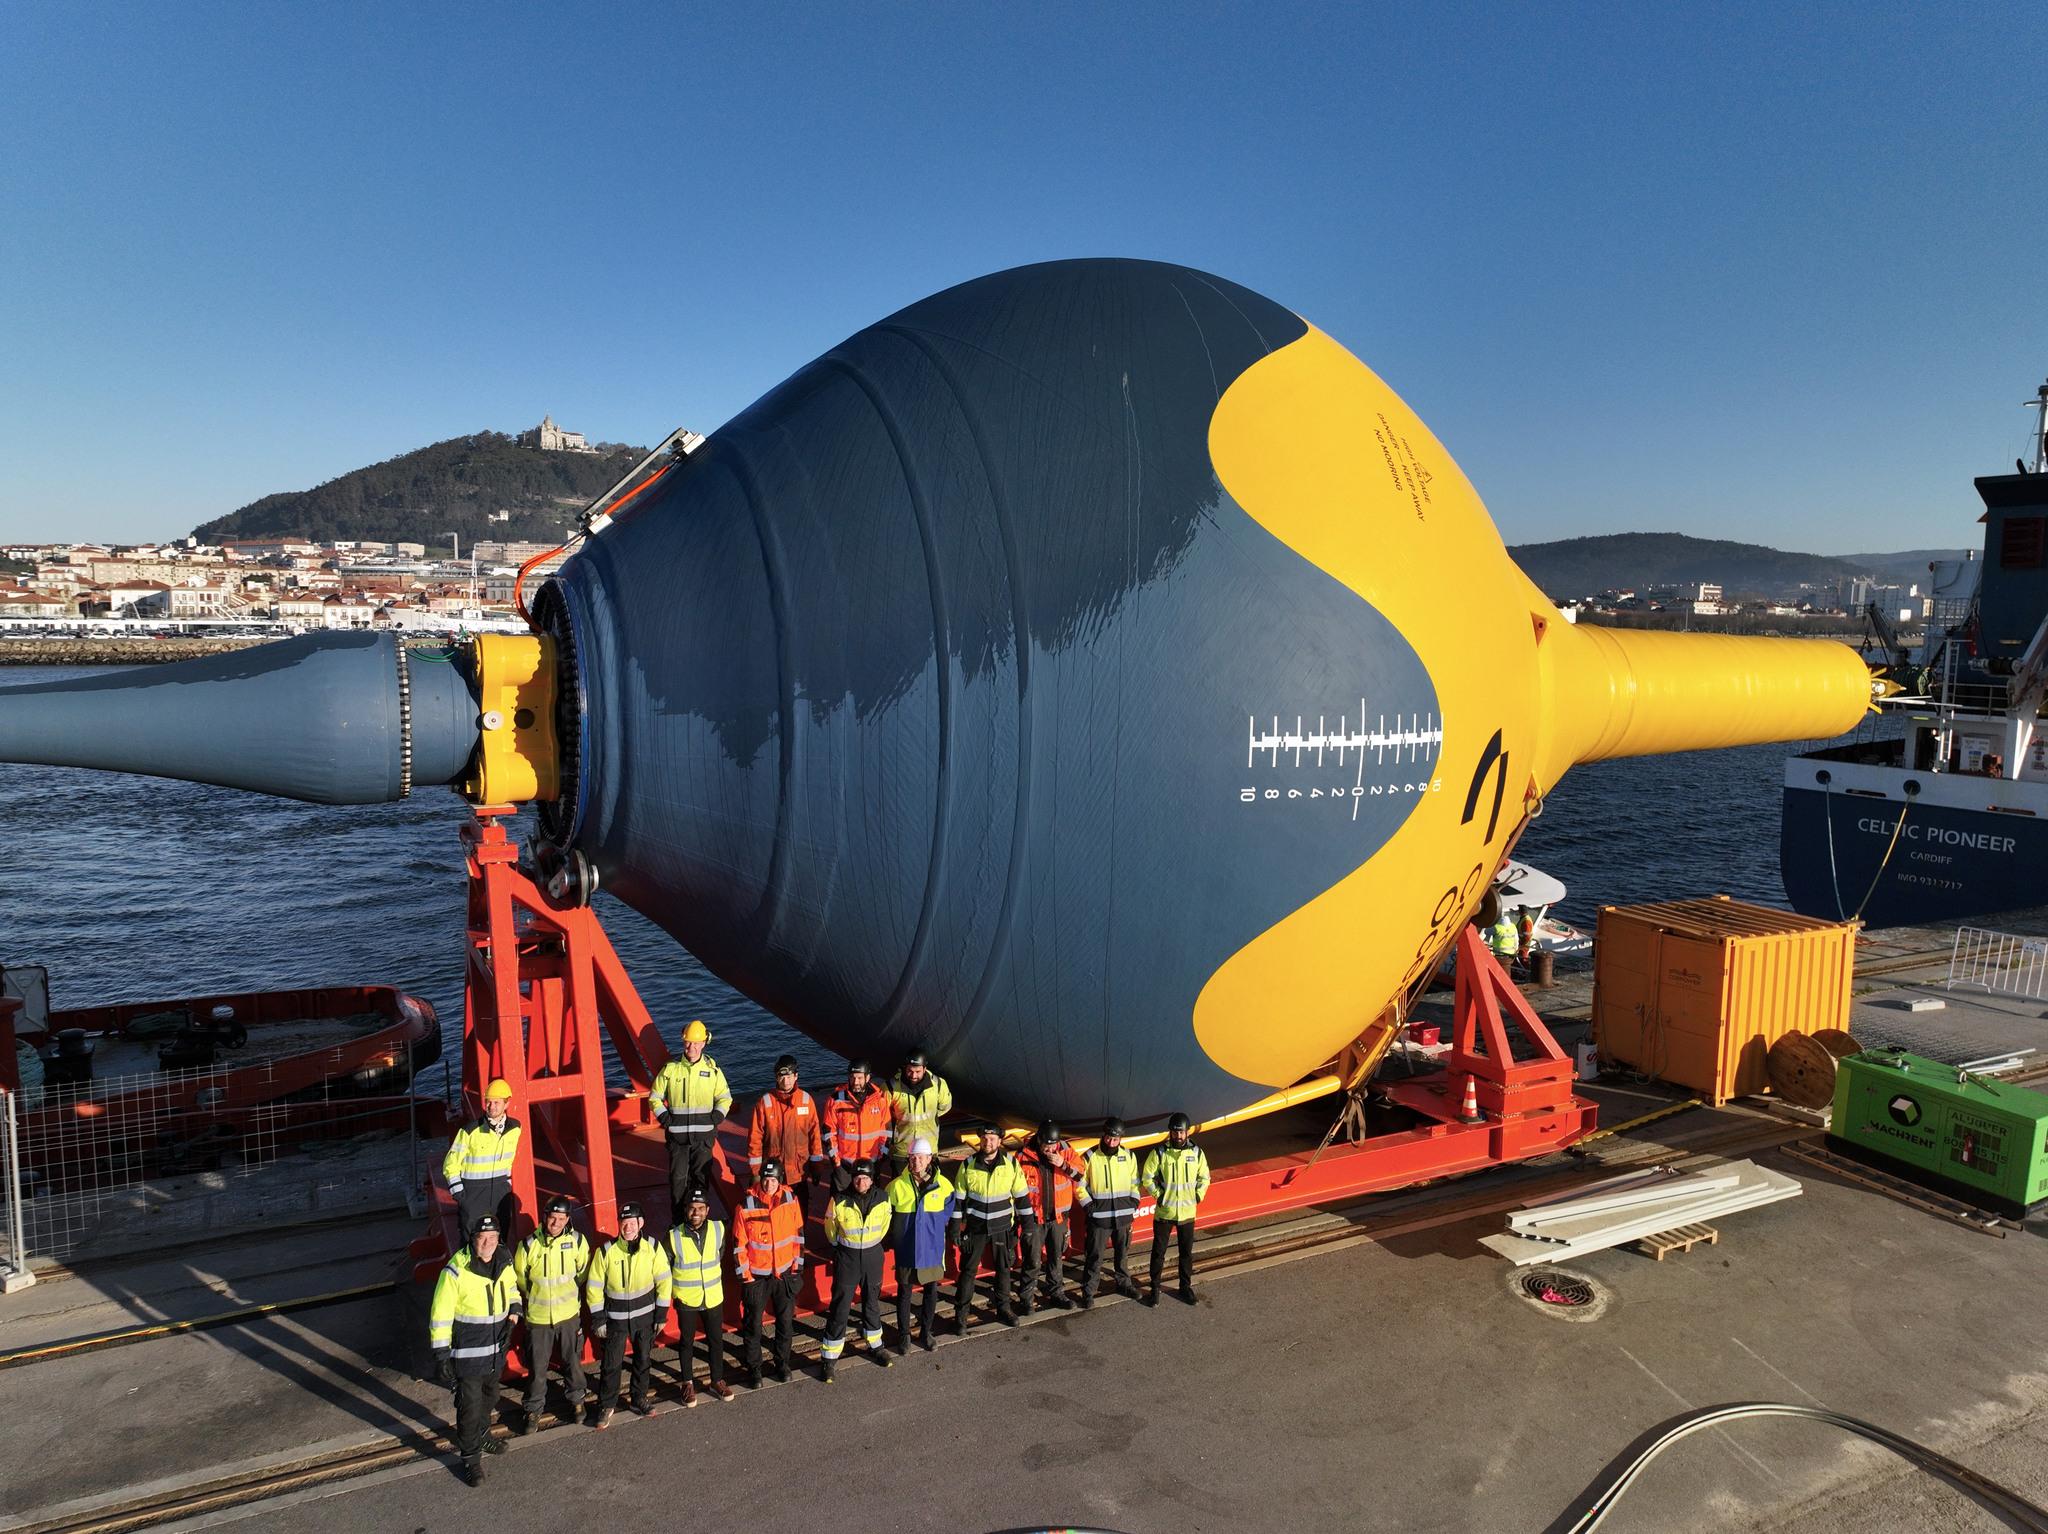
[1142,1286,1160,1308]
[821,1360,836,1384]
[481,1435,506,1455]
[461,1458,484,1488]
[1178,1283,1197,1306]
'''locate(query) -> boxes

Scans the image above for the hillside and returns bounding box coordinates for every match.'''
[1509,533,1875,600]
[191,432,646,548]
[1842,548,1974,586]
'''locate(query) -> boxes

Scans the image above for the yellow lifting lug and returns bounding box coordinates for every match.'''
[461,633,560,805]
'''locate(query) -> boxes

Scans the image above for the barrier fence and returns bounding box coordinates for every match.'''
[1,1048,425,1270]
[1947,926,2048,1004]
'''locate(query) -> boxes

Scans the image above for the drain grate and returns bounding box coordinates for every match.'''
[1505,1264,1612,1322]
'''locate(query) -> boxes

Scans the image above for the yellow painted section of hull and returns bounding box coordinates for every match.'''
[1193,326,1869,1089]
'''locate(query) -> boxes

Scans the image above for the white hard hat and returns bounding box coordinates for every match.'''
[910,1137,934,1156]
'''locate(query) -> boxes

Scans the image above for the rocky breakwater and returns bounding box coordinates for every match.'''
[0,636,275,665]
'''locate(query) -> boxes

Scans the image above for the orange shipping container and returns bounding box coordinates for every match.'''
[1591,896,1857,1105]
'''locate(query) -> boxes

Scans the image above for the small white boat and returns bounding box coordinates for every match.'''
[1492,860,1594,956]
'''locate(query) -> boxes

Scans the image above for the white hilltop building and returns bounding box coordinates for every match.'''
[521,415,596,453]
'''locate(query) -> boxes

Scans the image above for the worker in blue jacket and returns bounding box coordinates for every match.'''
[884,1137,955,1353]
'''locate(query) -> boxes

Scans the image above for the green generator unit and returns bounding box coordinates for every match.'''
[1830,1047,2048,1217]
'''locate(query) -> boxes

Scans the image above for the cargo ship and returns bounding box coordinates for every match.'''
[1780,378,2048,926]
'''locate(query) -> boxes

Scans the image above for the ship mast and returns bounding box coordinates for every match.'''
[2029,378,2048,474]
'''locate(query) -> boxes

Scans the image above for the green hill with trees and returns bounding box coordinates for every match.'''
[1507,532,1877,599]
[191,432,646,548]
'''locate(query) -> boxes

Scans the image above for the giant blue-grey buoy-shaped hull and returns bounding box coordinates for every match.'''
[542,261,1439,1123]
[0,259,1879,1129]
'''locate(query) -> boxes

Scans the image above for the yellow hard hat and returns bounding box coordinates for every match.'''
[682,1020,710,1044]
[485,1078,513,1102]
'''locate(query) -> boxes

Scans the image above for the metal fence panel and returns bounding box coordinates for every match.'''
[8,1047,422,1268]
[1947,926,2048,1003]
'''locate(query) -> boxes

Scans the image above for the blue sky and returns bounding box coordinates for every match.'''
[1,1,2040,552]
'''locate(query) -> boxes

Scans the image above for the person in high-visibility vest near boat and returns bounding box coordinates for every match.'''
[1490,912,1521,968]
[888,1049,952,1166]
[583,1202,671,1428]
[748,1055,826,1212]
[823,1058,893,1190]
[665,1184,732,1406]
[648,1020,732,1220]
[951,1124,1026,1333]
[1076,1117,1142,1308]
[1015,1119,1085,1314]
[442,1078,521,1240]
[819,1158,893,1381]
[428,1213,520,1487]
[885,1137,955,1353]
[1141,1112,1211,1307]
[511,1195,590,1433]
[733,1158,805,1387]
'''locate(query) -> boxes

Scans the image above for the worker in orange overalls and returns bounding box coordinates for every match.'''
[747,1055,826,1211]
[823,1058,893,1189]
[733,1158,805,1386]
[1014,1119,1086,1313]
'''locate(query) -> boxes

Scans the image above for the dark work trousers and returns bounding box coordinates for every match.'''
[521,1319,587,1415]
[673,1303,725,1385]
[666,1135,716,1219]
[598,1318,656,1409]
[453,1371,496,1462]
[953,1223,1015,1321]
[1081,1216,1134,1298]
[1149,1217,1197,1291]
[896,1279,941,1345]
[456,1179,512,1242]
[824,1246,884,1352]
[1018,1215,1068,1303]
[742,1270,799,1375]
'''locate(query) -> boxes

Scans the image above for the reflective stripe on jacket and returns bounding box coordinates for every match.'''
[747,1088,824,1178]
[1017,1143,1085,1223]
[1490,918,1519,957]
[826,1188,892,1249]
[583,1237,673,1325]
[954,1152,1028,1229]
[1078,1146,1140,1223]
[512,1228,590,1326]
[666,1218,726,1310]
[428,1247,520,1375]
[649,1056,732,1137]
[885,1168,955,1271]
[823,1083,893,1163]
[1141,1143,1212,1222]
[888,1071,953,1156]
[735,1188,804,1278]
[441,1116,521,1194]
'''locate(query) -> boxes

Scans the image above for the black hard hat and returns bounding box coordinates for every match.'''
[543,1195,574,1216]
[848,1158,874,1181]
[685,1184,710,1206]
[759,1157,783,1180]
[774,1054,798,1074]
[847,1057,872,1075]
[1036,1119,1062,1145]
[1102,1116,1125,1136]
[1168,1112,1192,1134]
[472,1214,501,1234]
[618,1201,644,1220]
[904,1048,929,1068]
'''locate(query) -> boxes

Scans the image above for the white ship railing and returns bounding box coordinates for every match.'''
[0,1089,30,1294]
[1947,926,2048,1003]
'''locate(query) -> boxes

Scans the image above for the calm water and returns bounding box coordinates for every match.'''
[0,664,1867,1099]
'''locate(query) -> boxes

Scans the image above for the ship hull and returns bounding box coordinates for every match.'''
[1780,752,2048,927]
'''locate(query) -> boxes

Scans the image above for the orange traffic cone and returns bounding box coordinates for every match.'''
[1458,1074,1484,1123]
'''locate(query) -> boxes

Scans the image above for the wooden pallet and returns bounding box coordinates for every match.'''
[1635,1222,1720,1261]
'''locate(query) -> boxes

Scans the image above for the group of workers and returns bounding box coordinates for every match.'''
[429,1030,1213,1485]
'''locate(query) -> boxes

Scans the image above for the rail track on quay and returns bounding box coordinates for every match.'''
[10,1113,1818,1534]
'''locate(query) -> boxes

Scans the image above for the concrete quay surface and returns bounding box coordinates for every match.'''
[4,1125,2047,1534]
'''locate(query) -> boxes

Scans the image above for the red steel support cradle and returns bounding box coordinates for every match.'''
[410,810,678,1282]
[413,829,1593,1305]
